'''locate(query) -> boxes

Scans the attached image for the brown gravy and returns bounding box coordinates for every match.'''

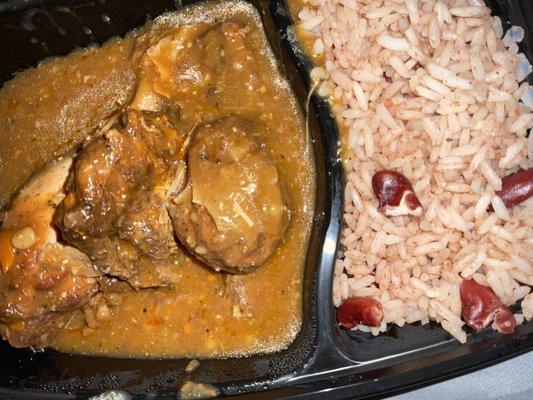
[0,0,315,358]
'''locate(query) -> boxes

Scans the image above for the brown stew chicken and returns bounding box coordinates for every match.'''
[0,1,315,358]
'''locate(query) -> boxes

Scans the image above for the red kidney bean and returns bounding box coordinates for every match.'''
[492,307,517,334]
[495,168,533,208]
[337,297,384,329]
[460,279,516,334]
[383,71,393,83]
[372,170,423,217]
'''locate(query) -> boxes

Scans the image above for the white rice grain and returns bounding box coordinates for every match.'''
[491,196,511,221]
[449,6,484,18]
[499,141,525,168]
[352,81,369,111]
[479,161,502,190]
[376,33,411,51]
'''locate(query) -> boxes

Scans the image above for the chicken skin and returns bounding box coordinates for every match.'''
[0,158,100,348]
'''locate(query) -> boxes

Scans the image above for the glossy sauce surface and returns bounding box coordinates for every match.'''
[0,1,315,358]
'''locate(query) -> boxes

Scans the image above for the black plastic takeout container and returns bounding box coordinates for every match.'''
[0,0,531,399]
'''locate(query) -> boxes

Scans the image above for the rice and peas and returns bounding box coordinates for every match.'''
[297,0,533,342]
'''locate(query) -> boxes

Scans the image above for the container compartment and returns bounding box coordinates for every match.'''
[0,0,532,398]
[0,0,342,397]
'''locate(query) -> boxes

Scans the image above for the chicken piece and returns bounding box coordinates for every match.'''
[202,21,279,116]
[132,20,275,123]
[169,117,288,273]
[55,110,186,288]
[131,23,219,122]
[0,158,100,348]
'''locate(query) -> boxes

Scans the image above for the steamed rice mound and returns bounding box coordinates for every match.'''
[298,0,533,342]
